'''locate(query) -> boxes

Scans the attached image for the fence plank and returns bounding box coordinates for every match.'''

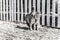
[9,0,12,21]
[3,0,5,21]
[37,0,40,12]
[33,0,36,12]
[0,0,1,19]
[17,0,20,22]
[21,0,23,22]
[11,0,14,21]
[25,0,27,15]
[47,0,50,26]
[6,0,8,21]
[58,0,60,28]
[29,0,31,13]
[42,0,45,25]
[52,0,56,27]
[13,0,16,21]
[1,0,2,20]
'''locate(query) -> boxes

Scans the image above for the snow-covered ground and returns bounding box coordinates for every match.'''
[0,21,60,40]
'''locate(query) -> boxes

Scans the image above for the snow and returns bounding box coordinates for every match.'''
[0,21,60,40]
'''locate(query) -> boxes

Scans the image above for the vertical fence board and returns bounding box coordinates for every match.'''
[47,0,50,26]
[1,0,2,20]
[3,0,5,21]
[11,0,14,21]
[25,0,27,15]
[33,0,36,12]
[13,0,16,21]
[6,0,8,21]
[52,0,56,27]
[37,0,40,12]
[25,0,27,23]
[21,0,23,22]
[17,0,20,22]
[0,0,1,19]
[9,0,12,21]
[42,0,45,25]
[58,0,60,28]
[29,0,31,13]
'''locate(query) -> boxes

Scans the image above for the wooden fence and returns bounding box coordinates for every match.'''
[0,0,60,28]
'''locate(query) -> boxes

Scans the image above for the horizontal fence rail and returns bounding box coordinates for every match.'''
[0,0,60,28]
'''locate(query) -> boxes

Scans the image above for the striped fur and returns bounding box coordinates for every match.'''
[26,11,41,30]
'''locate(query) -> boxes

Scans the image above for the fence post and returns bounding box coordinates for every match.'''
[42,0,45,25]
[47,0,50,26]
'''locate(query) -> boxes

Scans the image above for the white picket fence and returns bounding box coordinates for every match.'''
[0,0,60,28]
